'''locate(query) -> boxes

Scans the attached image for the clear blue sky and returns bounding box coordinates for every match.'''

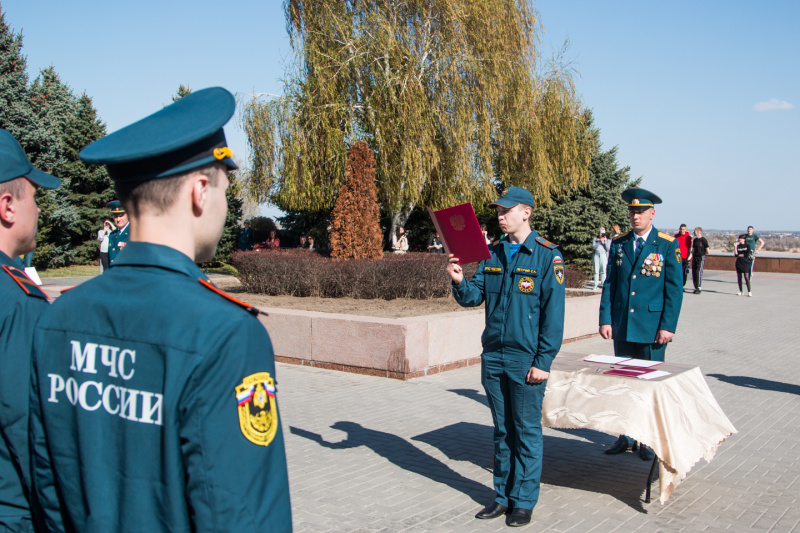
[4,0,798,231]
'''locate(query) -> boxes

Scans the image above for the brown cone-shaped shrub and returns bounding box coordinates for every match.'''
[329,141,383,259]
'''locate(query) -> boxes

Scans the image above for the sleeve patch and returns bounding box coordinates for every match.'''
[2,265,48,300]
[535,236,558,249]
[553,265,565,284]
[198,278,266,317]
[235,372,278,446]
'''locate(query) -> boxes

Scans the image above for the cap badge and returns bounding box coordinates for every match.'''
[213,146,233,160]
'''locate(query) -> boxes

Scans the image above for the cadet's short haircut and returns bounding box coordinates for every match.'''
[115,163,221,217]
[0,177,27,200]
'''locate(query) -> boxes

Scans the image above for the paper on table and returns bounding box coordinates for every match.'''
[619,359,663,368]
[638,370,672,380]
[583,354,632,364]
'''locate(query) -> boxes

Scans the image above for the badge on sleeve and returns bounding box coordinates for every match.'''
[553,264,565,284]
[675,248,682,263]
[235,372,278,447]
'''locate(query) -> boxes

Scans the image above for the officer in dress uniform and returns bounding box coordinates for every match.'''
[598,187,683,460]
[447,186,565,527]
[0,129,60,531]
[28,88,292,532]
[105,200,129,266]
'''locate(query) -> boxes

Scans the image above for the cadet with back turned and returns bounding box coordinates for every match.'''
[0,129,60,531]
[28,88,292,532]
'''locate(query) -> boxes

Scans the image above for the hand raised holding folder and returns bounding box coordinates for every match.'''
[427,203,492,266]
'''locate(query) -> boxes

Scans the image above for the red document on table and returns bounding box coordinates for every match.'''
[604,367,658,378]
[427,203,492,265]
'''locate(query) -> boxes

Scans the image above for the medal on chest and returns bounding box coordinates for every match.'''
[640,253,663,277]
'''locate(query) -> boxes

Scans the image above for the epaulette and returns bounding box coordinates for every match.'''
[535,236,558,249]
[198,278,267,317]
[613,231,630,241]
[2,265,48,300]
[658,232,676,242]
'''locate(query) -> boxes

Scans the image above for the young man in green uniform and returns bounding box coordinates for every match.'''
[447,186,565,527]
[0,129,60,531]
[105,200,129,266]
[29,88,292,532]
[598,188,683,460]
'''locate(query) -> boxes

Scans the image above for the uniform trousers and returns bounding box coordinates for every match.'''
[482,356,546,510]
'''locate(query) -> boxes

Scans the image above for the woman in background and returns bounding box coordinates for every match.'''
[391,226,409,253]
[592,228,610,290]
[734,234,753,296]
[266,229,280,250]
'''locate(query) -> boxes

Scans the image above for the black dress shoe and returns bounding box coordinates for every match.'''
[639,444,655,461]
[475,502,508,519]
[506,508,532,527]
[604,436,629,455]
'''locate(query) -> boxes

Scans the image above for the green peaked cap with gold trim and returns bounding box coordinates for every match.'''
[80,87,238,182]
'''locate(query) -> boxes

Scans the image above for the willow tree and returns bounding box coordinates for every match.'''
[242,0,593,236]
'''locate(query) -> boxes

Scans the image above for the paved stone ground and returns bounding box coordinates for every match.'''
[277,270,800,532]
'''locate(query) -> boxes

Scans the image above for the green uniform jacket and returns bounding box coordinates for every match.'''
[30,242,291,532]
[0,251,50,532]
[599,227,684,343]
[452,230,566,371]
[107,223,130,266]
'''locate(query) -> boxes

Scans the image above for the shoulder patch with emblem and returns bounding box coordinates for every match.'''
[553,264,565,284]
[658,232,676,242]
[675,248,682,263]
[535,236,557,249]
[198,278,266,317]
[2,265,48,300]
[613,231,630,241]
[235,372,279,447]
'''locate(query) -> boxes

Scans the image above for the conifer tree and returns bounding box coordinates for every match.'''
[531,111,638,271]
[329,141,383,259]
[0,7,32,141]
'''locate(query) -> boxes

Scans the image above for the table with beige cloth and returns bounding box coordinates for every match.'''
[542,352,737,504]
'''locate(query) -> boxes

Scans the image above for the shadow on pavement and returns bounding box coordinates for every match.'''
[707,374,800,396]
[448,388,488,407]
[290,422,494,504]
[413,422,651,513]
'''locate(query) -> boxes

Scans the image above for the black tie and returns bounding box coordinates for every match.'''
[635,237,645,261]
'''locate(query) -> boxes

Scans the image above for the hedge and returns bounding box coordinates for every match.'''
[231,250,589,300]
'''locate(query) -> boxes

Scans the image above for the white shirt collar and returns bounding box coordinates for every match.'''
[634,227,652,247]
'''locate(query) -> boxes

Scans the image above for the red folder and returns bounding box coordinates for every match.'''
[603,367,657,378]
[427,203,492,265]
